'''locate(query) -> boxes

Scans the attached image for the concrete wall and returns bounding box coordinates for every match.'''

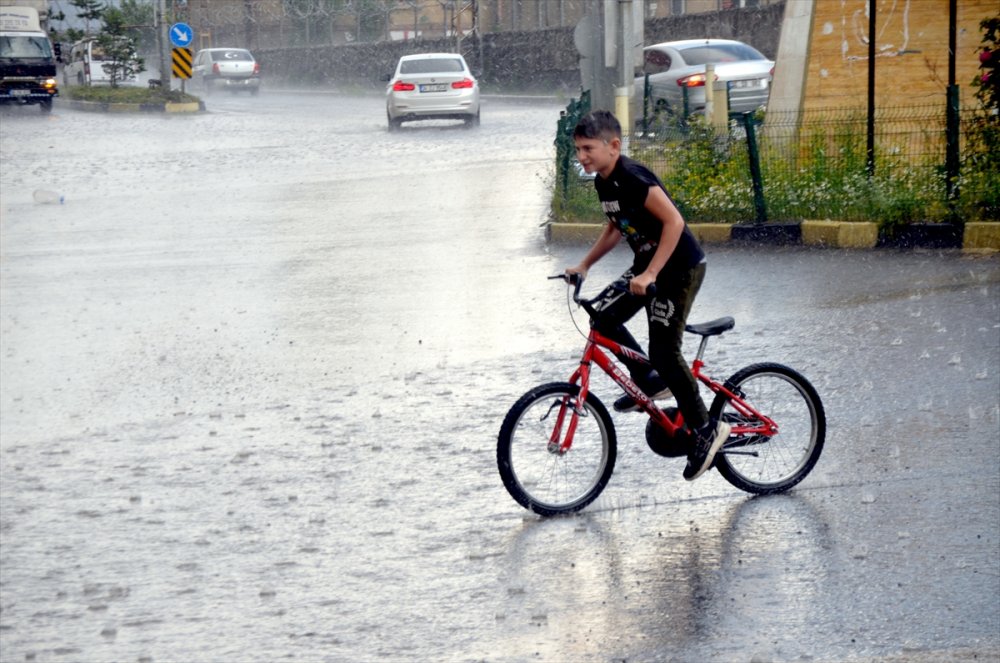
[256,2,785,92]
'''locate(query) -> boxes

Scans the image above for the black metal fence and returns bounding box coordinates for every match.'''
[554,101,1000,228]
[554,90,591,200]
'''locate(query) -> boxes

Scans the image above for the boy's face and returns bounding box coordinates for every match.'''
[574,134,620,179]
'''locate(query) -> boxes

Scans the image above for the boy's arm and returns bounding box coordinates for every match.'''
[630,185,685,295]
[567,222,620,278]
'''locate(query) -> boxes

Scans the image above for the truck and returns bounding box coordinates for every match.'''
[0,4,58,113]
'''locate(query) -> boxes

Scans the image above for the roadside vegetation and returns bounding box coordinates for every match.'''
[553,17,1000,229]
[55,0,199,105]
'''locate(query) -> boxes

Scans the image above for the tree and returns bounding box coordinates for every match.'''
[973,16,1000,115]
[963,16,1000,221]
[96,7,145,87]
[70,0,105,35]
[118,0,156,56]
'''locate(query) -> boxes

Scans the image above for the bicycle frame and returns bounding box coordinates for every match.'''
[553,325,779,454]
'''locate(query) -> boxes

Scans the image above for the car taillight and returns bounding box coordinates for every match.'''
[451,78,474,89]
[253,62,260,74]
[677,73,708,87]
[393,80,415,91]
[212,63,220,75]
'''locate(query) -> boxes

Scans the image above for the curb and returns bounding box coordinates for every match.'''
[547,221,1000,252]
[65,99,205,114]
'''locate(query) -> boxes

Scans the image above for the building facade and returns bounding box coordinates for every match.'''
[181,0,781,50]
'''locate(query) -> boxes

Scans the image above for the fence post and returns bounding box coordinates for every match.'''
[554,90,591,203]
[742,112,768,225]
[642,73,651,133]
[557,110,570,200]
[945,85,960,207]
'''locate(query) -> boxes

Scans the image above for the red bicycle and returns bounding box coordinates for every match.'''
[497,274,826,517]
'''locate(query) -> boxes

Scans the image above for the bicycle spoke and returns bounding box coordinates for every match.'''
[712,364,824,494]
[498,384,616,516]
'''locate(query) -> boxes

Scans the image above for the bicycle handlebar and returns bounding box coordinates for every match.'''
[550,274,657,306]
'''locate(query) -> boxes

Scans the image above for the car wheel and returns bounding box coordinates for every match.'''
[387,112,401,132]
[39,98,53,114]
[250,87,259,96]
[464,110,480,128]
[203,78,213,95]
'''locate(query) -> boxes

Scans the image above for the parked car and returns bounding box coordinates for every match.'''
[385,53,480,131]
[192,48,260,95]
[63,37,137,86]
[634,39,774,117]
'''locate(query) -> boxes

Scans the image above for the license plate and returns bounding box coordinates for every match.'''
[730,79,765,90]
[10,89,30,97]
[419,84,447,93]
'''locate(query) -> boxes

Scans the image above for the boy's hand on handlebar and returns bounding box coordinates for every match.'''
[565,266,588,283]
[630,272,655,296]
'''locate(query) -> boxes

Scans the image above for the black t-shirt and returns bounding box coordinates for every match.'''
[594,155,705,277]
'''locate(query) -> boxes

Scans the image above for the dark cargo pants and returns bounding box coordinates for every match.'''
[591,262,709,430]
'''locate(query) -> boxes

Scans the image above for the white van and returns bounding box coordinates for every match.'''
[63,38,135,86]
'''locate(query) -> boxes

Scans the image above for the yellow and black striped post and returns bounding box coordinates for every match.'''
[172,47,193,79]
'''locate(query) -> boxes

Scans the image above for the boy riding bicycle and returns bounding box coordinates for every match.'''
[565,110,730,481]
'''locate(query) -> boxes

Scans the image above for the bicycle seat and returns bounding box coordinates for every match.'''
[685,316,735,337]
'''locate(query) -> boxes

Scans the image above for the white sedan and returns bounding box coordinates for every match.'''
[385,53,480,131]
[636,39,774,117]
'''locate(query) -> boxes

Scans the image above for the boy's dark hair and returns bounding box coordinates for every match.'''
[573,110,622,142]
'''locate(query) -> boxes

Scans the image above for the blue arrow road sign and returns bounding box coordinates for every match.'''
[170,22,193,48]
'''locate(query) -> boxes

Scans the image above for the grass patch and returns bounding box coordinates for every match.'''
[64,86,200,105]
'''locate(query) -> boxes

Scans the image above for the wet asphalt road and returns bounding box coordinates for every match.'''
[1,91,998,663]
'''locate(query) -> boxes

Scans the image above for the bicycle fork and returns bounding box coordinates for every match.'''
[546,363,594,455]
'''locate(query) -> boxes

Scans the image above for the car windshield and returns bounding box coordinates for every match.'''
[400,58,464,75]
[678,43,766,65]
[0,35,52,59]
[210,50,252,62]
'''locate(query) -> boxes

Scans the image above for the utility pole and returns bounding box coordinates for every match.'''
[153,0,165,86]
[575,0,642,130]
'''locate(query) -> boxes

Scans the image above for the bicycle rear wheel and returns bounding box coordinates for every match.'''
[497,382,616,516]
[710,363,825,494]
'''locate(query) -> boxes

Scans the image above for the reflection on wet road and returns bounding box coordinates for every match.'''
[1,92,998,662]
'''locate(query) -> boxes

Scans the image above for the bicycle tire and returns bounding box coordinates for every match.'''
[710,363,825,495]
[497,382,617,516]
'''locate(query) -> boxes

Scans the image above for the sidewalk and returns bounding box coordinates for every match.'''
[548,219,1000,251]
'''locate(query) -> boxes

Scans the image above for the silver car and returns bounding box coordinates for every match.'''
[192,48,261,95]
[385,53,480,131]
[635,39,774,116]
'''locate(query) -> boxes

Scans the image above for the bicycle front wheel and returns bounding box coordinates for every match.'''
[711,363,825,494]
[497,382,617,517]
